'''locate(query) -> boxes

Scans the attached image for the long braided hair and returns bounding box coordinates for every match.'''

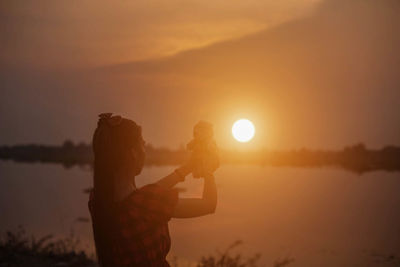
[92,113,143,266]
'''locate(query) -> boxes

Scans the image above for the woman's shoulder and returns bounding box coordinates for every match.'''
[126,183,179,206]
[121,183,179,223]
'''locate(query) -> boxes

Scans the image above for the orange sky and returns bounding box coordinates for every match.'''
[1,0,399,150]
[1,0,319,68]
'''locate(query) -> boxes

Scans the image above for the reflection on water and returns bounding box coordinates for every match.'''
[0,161,399,266]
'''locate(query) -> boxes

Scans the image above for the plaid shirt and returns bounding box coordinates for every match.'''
[88,183,179,267]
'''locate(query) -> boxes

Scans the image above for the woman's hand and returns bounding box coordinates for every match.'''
[201,149,220,177]
[176,155,195,178]
[155,155,194,188]
[175,143,220,180]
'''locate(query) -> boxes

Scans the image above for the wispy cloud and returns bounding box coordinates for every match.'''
[0,0,319,68]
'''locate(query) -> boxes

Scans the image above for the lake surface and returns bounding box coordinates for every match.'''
[0,161,399,266]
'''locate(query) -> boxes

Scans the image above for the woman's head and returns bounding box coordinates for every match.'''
[91,113,145,266]
[93,113,145,179]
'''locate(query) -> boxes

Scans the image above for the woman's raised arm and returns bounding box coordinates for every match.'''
[172,173,217,218]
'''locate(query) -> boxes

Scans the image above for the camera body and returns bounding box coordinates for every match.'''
[187,121,219,178]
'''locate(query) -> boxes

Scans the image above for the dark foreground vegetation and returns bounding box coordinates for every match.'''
[0,227,96,267]
[2,229,400,267]
[1,141,400,174]
[0,229,295,267]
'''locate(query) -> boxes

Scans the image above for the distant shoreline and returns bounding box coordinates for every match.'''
[1,141,399,174]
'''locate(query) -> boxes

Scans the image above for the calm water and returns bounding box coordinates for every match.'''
[0,161,399,266]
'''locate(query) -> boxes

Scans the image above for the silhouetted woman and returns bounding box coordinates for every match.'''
[88,113,218,267]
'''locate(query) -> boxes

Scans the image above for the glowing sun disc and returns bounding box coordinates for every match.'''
[232,119,255,142]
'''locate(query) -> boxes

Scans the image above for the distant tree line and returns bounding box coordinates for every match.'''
[0,140,189,169]
[0,141,399,174]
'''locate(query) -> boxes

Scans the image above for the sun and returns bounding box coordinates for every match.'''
[232,119,255,143]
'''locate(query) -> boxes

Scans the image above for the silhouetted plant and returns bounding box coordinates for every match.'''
[196,240,262,267]
[0,226,96,267]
